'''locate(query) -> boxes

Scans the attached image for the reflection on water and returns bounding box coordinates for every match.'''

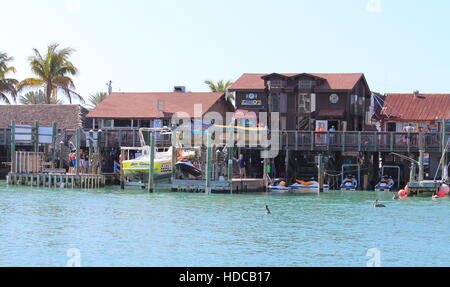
[0,182,449,267]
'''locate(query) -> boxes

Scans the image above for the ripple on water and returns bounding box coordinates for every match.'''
[0,183,449,267]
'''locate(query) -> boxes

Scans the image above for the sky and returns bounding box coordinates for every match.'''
[2,0,450,104]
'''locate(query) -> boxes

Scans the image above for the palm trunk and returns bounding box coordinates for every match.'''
[45,82,52,104]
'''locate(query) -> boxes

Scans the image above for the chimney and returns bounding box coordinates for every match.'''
[174,86,186,93]
[413,90,420,98]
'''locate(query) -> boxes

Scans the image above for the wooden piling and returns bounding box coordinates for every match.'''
[318,154,325,193]
[148,131,155,193]
[205,131,212,195]
[10,120,15,173]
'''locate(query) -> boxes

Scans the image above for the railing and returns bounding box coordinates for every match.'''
[284,131,443,153]
[1,127,447,153]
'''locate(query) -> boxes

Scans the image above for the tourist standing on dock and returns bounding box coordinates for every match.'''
[237,154,247,179]
[68,150,76,174]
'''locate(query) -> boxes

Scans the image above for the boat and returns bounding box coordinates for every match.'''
[290,179,329,194]
[375,176,395,192]
[340,175,358,191]
[268,179,291,193]
[175,160,202,178]
[122,128,196,182]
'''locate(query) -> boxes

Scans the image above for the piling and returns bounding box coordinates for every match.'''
[148,130,155,193]
[205,131,212,195]
[10,120,16,173]
[318,154,324,193]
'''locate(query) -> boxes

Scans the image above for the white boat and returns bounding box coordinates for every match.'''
[290,181,329,194]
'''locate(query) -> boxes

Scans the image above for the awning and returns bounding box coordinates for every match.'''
[313,109,346,119]
[233,109,259,120]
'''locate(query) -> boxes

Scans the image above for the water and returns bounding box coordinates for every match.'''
[0,181,448,267]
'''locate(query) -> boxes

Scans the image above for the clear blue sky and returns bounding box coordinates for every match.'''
[2,0,450,104]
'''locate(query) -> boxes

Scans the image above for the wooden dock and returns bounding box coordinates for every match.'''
[171,178,266,193]
[408,180,443,195]
[6,173,106,189]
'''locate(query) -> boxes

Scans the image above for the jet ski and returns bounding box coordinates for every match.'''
[375,176,395,192]
[268,179,291,193]
[289,179,329,194]
[176,160,202,178]
[340,175,358,191]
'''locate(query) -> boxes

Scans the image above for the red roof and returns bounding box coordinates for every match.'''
[87,92,226,119]
[381,93,450,121]
[229,73,365,91]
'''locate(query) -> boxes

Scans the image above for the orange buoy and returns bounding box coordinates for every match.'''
[398,189,408,198]
[404,185,409,194]
[439,184,449,195]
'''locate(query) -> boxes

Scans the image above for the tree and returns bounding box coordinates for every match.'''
[87,92,108,109]
[17,43,83,104]
[204,79,235,101]
[19,90,62,104]
[0,52,18,104]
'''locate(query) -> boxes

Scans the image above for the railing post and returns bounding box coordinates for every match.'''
[390,132,394,152]
[342,132,346,152]
[10,121,15,174]
[295,131,298,150]
[310,131,314,151]
[358,132,362,152]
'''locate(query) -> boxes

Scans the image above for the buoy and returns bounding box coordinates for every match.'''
[398,189,408,198]
[404,185,409,194]
[439,184,449,195]
[437,190,446,198]
[280,181,286,187]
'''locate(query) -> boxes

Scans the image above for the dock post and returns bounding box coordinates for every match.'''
[52,122,57,168]
[75,128,81,176]
[418,150,424,182]
[205,131,212,195]
[120,148,125,190]
[263,157,268,191]
[10,120,16,174]
[89,130,94,174]
[34,121,39,153]
[148,130,155,193]
[171,130,177,187]
[409,162,416,183]
[97,130,103,174]
[226,127,234,194]
[442,120,446,179]
[318,154,325,193]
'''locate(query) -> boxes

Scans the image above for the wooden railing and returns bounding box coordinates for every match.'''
[1,127,448,153]
[283,131,444,153]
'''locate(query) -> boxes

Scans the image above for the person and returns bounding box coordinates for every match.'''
[79,150,86,174]
[237,154,246,179]
[329,125,336,144]
[68,150,76,174]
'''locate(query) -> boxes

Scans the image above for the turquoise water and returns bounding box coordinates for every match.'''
[0,181,449,267]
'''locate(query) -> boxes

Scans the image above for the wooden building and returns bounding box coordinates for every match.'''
[86,91,234,130]
[228,73,372,131]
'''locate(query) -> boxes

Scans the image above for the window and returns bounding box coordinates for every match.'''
[299,80,314,89]
[269,80,286,89]
[114,120,132,128]
[140,120,151,128]
[103,120,113,128]
[298,94,311,114]
[271,93,280,112]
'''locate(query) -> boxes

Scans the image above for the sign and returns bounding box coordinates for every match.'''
[15,125,32,141]
[315,120,328,132]
[241,93,262,106]
[39,127,53,144]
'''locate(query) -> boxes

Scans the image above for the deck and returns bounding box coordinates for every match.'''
[171,178,265,193]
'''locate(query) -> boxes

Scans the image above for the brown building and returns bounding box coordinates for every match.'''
[87,91,235,129]
[229,73,371,131]
[0,104,91,129]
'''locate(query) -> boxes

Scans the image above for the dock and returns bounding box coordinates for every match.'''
[6,173,106,189]
[171,178,265,193]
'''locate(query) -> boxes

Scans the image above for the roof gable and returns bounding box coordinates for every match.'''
[381,93,450,121]
[230,73,366,91]
[87,92,227,119]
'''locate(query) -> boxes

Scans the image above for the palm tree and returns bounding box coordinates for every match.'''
[204,80,234,93]
[0,52,18,104]
[87,92,108,109]
[204,79,234,101]
[19,90,62,104]
[17,44,83,104]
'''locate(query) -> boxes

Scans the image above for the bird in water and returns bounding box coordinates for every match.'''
[265,205,271,215]
[373,200,386,208]
[393,194,399,200]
